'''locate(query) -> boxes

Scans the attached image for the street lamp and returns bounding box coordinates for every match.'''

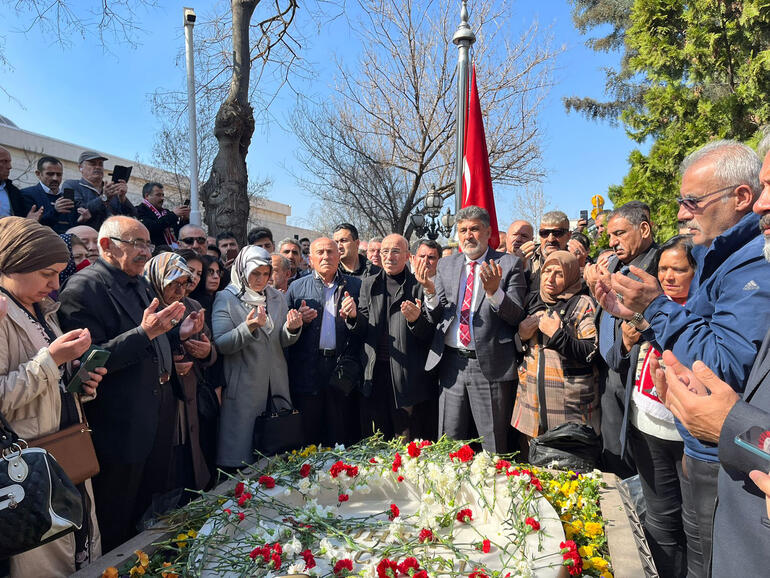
[409,185,454,241]
[184,6,201,226]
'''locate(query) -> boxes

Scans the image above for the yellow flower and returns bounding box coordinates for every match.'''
[584,521,603,537]
[129,566,146,576]
[175,533,189,548]
[578,545,596,558]
[101,568,119,578]
[162,561,180,578]
[590,557,610,571]
[600,571,614,578]
[186,529,198,539]
[135,550,149,567]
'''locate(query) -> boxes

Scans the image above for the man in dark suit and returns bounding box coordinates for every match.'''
[0,145,40,219]
[134,182,189,247]
[418,205,526,453]
[21,156,90,233]
[345,234,436,440]
[285,237,362,446]
[58,215,202,552]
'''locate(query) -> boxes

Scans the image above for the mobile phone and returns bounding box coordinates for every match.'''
[62,188,75,202]
[111,165,132,183]
[66,347,111,393]
[226,247,238,261]
[579,210,588,221]
[183,199,191,206]
[734,426,770,463]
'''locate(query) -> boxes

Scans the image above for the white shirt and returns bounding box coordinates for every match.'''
[425,248,504,350]
[0,181,11,217]
[317,273,338,350]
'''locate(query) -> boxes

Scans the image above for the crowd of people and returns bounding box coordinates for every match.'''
[1,138,770,577]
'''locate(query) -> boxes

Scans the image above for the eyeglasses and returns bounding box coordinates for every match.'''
[166,279,188,291]
[676,184,738,212]
[181,236,207,245]
[538,228,568,238]
[110,237,154,252]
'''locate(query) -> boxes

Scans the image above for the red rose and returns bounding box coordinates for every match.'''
[376,558,399,578]
[418,528,435,543]
[392,452,402,472]
[300,463,311,478]
[398,557,420,575]
[302,549,316,570]
[338,493,350,502]
[389,503,400,521]
[258,475,275,489]
[449,444,475,463]
[407,441,421,458]
[525,517,540,531]
[333,559,354,576]
[456,508,473,523]
[234,482,245,497]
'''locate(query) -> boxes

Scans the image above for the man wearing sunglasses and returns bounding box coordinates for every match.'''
[178,224,208,256]
[595,140,770,576]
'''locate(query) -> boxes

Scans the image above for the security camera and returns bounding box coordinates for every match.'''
[183,7,196,24]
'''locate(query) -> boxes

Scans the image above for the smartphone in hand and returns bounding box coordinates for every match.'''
[66,347,111,393]
[735,426,770,463]
[62,188,76,202]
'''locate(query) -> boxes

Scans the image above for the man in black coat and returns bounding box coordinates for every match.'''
[0,145,39,219]
[58,216,203,552]
[346,234,436,440]
[134,182,189,247]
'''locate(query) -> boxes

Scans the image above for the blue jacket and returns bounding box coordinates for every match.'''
[21,183,79,234]
[645,212,770,460]
[285,271,362,395]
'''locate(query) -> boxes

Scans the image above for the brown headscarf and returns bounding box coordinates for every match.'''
[539,250,583,305]
[0,217,71,274]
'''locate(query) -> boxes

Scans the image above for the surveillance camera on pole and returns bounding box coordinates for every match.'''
[183,7,201,226]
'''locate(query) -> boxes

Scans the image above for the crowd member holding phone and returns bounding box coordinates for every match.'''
[212,246,302,470]
[135,182,189,247]
[0,217,106,577]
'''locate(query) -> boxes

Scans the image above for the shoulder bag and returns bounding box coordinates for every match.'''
[252,392,304,457]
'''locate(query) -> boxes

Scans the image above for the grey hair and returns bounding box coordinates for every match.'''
[455,205,490,227]
[271,253,292,271]
[277,237,301,252]
[680,139,762,197]
[97,216,135,256]
[368,236,383,244]
[540,210,569,227]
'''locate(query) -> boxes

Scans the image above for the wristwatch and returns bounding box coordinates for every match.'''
[100,193,108,202]
[628,312,646,329]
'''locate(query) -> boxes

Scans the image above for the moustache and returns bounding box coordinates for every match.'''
[683,220,701,232]
[759,214,770,230]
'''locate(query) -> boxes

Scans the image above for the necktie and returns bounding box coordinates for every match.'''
[459,261,476,347]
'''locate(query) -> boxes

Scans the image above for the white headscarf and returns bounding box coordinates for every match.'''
[226,245,273,307]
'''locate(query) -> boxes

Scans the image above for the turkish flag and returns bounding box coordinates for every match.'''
[461,64,499,249]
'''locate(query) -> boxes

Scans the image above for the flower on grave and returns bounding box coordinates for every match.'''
[392,452,402,472]
[377,558,399,578]
[330,460,358,478]
[585,521,603,537]
[418,528,435,543]
[407,441,421,458]
[333,558,354,576]
[339,493,350,502]
[475,539,491,553]
[456,508,473,523]
[525,517,541,531]
[300,463,311,478]
[495,459,511,473]
[560,540,583,576]
[398,557,420,575]
[234,481,245,498]
[160,561,179,578]
[389,503,400,521]
[468,569,489,578]
[449,444,475,463]
[237,491,253,506]
[301,549,316,570]
[258,475,276,489]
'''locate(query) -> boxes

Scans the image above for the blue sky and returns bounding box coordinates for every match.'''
[0,0,634,227]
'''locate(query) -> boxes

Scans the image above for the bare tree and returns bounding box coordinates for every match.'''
[507,185,551,229]
[291,0,558,235]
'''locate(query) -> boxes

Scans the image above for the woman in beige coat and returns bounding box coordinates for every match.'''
[0,217,105,577]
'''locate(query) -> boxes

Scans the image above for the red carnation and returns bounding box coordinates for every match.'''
[389,503,400,521]
[419,440,432,448]
[301,549,316,570]
[237,491,252,506]
[418,528,435,543]
[346,465,359,477]
[223,508,232,515]
[560,541,583,576]
[237,512,245,521]
[494,459,511,472]
[376,558,399,578]
[397,475,405,482]
[369,457,378,463]
[333,559,354,576]
[398,557,420,574]
[413,572,428,578]
[330,460,346,478]
[392,452,402,472]
[449,444,475,463]
[271,552,281,569]
[407,441,421,458]
[476,539,491,553]
[456,508,473,523]
[469,570,489,578]
[338,493,350,502]
[234,482,245,497]
[258,475,275,489]
[300,463,311,478]
[525,517,540,531]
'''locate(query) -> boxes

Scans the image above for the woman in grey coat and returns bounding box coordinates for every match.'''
[212,246,302,468]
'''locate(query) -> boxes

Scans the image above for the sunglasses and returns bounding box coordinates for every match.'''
[181,236,207,245]
[538,228,568,238]
[676,184,738,212]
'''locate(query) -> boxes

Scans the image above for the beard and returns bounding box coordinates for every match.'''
[760,214,770,263]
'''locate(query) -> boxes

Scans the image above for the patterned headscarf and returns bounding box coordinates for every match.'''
[143,252,193,308]
[539,250,583,305]
[58,234,78,287]
[226,245,272,307]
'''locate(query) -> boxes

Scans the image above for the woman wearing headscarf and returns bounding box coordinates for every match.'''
[0,217,105,577]
[212,246,303,469]
[512,250,599,445]
[144,252,213,491]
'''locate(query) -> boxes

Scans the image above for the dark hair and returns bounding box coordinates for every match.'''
[141,182,163,198]
[207,244,222,257]
[609,201,651,228]
[299,237,310,244]
[36,156,62,171]
[216,231,237,243]
[247,226,274,245]
[175,248,203,266]
[153,244,172,256]
[655,234,696,270]
[570,232,591,251]
[413,238,442,254]
[190,255,225,308]
[333,223,359,241]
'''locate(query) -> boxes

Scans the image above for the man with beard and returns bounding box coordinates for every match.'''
[417,205,526,452]
[22,156,91,233]
[595,140,770,576]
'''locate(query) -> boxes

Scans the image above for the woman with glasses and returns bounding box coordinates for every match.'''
[144,252,213,491]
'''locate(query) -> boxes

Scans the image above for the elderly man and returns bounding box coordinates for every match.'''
[270,253,293,292]
[61,151,135,230]
[66,225,100,262]
[135,182,189,247]
[21,156,90,233]
[520,211,571,269]
[178,224,208,256]
[506,220,534,257]
[417,205,526,452]
[0,145,41,219]
[366,236,383,268]
[345,234,436,440]
[285,238,362,446]
[333,223,380,278]
[596,140,770,576]
[58,216,203,552]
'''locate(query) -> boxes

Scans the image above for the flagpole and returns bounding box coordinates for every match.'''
[452,1,476,215]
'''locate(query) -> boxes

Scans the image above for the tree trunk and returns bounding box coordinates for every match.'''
[200,0,258,245]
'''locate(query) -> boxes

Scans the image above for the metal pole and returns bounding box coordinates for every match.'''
[452,1,476,215]
[183,7,201,226]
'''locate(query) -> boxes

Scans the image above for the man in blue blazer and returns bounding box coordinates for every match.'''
[419,205,527,452]
[21,156,88,233]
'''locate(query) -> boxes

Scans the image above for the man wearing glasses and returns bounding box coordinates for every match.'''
[178,224,208,256]
[594,140,770,576]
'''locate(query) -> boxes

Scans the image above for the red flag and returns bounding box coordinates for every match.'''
[461,64,499,249]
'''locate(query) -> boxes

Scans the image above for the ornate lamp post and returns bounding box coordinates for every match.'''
[409,186,455,241]
[452,1,476,215]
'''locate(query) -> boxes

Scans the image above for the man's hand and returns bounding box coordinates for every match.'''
[620,321,641,353]
[141,298,186,340]
[183,332,212,359]
[583,262,610,297]
[180,309,205,340]
[520,240,537,261]
[102,181,121,199]
[77,207,91,223]
[339,291,357,320]
[538,310,561,338]
[654,350,740,443]
[173,205,191,219]
[49,328,92,366]
[518,314,541,341]
[594,276,636,320]
[400,298,422,323]
[26,205,43,221]
[479,259,502,296]
[412,257,436,295]
[245,305,268,332]
[286,308,303,332]
[298,300,318,324]
[173,354,194,377]
[748,470,770,518]
[54,197,75,213]
[610,265,663,315]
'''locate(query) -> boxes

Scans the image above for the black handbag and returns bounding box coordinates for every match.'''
[330,353,362,396]
[252,393,303,457]
[528,422,601,471]
[0,409,83,559]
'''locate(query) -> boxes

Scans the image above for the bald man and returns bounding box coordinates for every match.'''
[506,220,534,257]
[345,234,437,440]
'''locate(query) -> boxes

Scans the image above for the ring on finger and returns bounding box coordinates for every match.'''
[170,318,179,326]
[615,292,624,303]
